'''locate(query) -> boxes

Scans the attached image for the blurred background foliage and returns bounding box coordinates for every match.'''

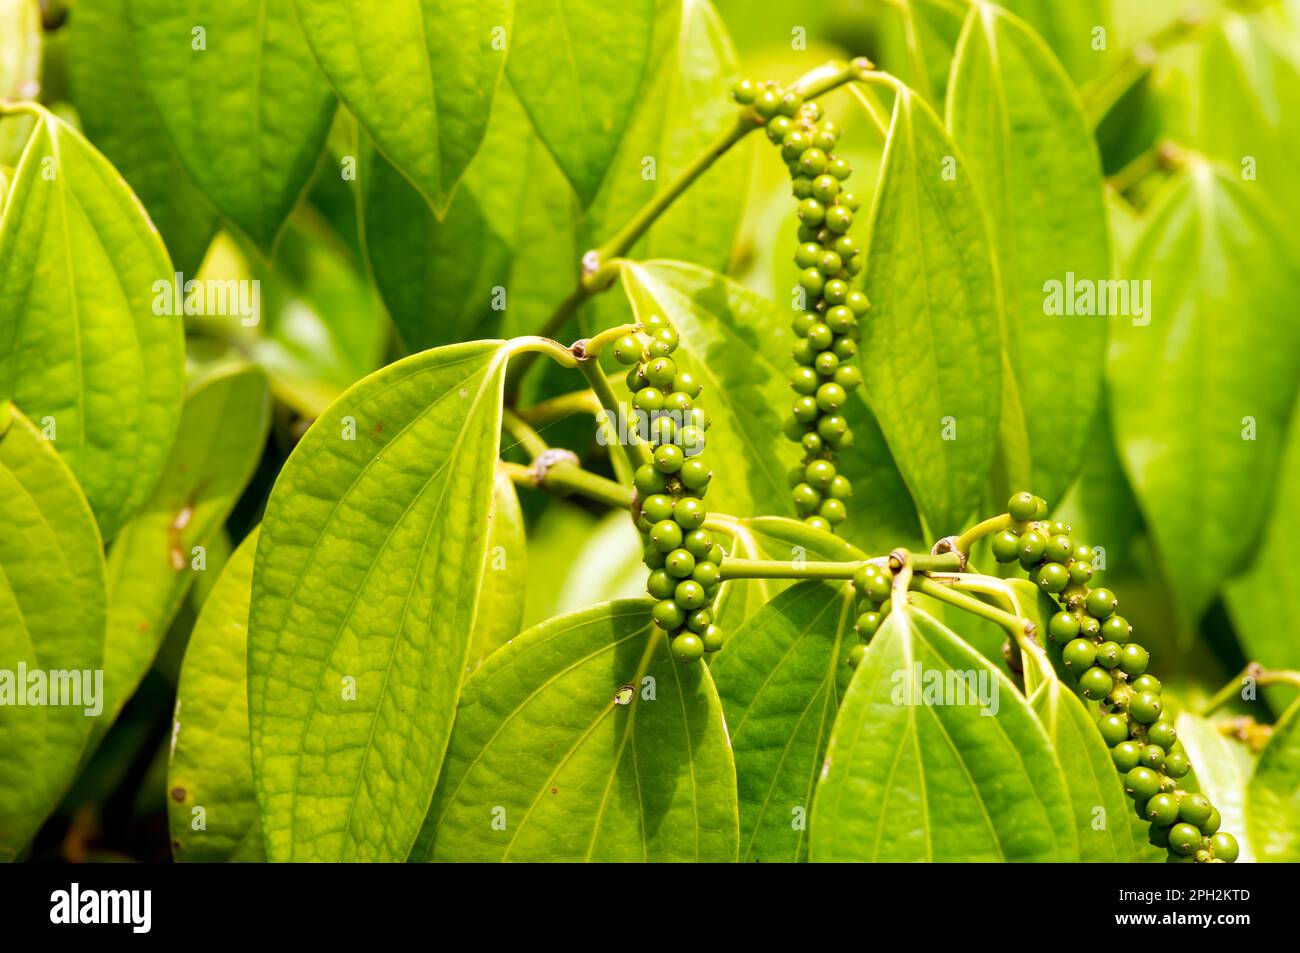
[3,0,1299,860]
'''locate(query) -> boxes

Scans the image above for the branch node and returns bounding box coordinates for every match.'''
[531,448,581,487]
[931,535,968,571]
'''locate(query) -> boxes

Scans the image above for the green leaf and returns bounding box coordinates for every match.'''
[1192,14,1300,219]
[65,0,219,274]
[249,340,511,861]
[0,404,106,861]
[522,500,600,627]
[241,214,389,418]
[1247,697,1300,861]
[465,469,528,673]
[293,0,512,215]
[1176,711,1256,862]
[711,581,856,862]
[857,84,1002,536]
[552,510,646,612]
[947,4,1110,505]
[0,0,41,100]
[506,0,654,205]
[1030,679,1151,862]
[168,530,265,863]
[997,0,1110,84]
[581,0,750,280]
[414,600,739,861]
[1226,401,1300,712]
[873,0,966,105]
[97,365,271,743]
[359,82,578,352]
[127,0,337,253]
[809,602,1078,861]
[620,260,920,551]
[0,108,185,538]
[1108,164,1300,628]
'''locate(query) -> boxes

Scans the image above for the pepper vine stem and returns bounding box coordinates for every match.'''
[1201,663,1300,715]
[515,388,601,425]
[954,512,1014,555]
[911,574,1034,642]
[501,460,632,511]
[504,57,880,397]
[576,354,651,471]
[500,408,550,460]
[717,550,962,582]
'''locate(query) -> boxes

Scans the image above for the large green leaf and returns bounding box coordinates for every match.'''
[65,0,219,275]
[506,0,654,205]
[0,109,185,538]
[1030,679,1152,862]
[1193,14,1300,219]
[168,530,264,863]
[465,470,528,673]
[997,0,1110,84]
[1226,400,1300,712]
[128,0,337,253]
[0,404,106,861]
[1247,697,1300,861]
[620,260,920,551]
[947,4,1110,504]
[293,0,512,215]
[581,0,750,290]
[809,602,1078,861]
[359,82,577,352]
[414,600,739,861]
[1108,164,1300,629]
[1176,711,1256,862]
[241,215,387,416]
[0,0,40,100]
[249,340,511,861]
[711,581,855,862]
[97,365,271,743]
[857,84,1002,536]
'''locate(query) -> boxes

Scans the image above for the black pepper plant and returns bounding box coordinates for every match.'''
[1,0,1299,867]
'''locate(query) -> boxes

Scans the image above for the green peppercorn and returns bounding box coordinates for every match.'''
[646,569,675,600]
[1008,492,1038,521]
[1079,666,1114,700]
[1019,530,1047,567]
[1098,714,1129,747]
[1209,832,1238,862]
[992,530,1022,563]
[1048,611,1080,644]
[1146,719,1177,750]
[665,548,695,579]
[671,632,705,663]
[1146,793,1180,826]
[1125,766,1162,800]
[1086,588,1118,620]
[1119,643,1149,676]
[1112,741,1142,772]
[1062,638,1097,671]
[653,599,685,630]
[1168,822,1202,856]
[1129,691,1163,725]
[653,444,684,473]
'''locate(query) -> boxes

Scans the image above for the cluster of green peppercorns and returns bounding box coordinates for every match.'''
[615,316,725,664]
[730,77,867,535]
[847,561,894,668]
[995,491,1240,863]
